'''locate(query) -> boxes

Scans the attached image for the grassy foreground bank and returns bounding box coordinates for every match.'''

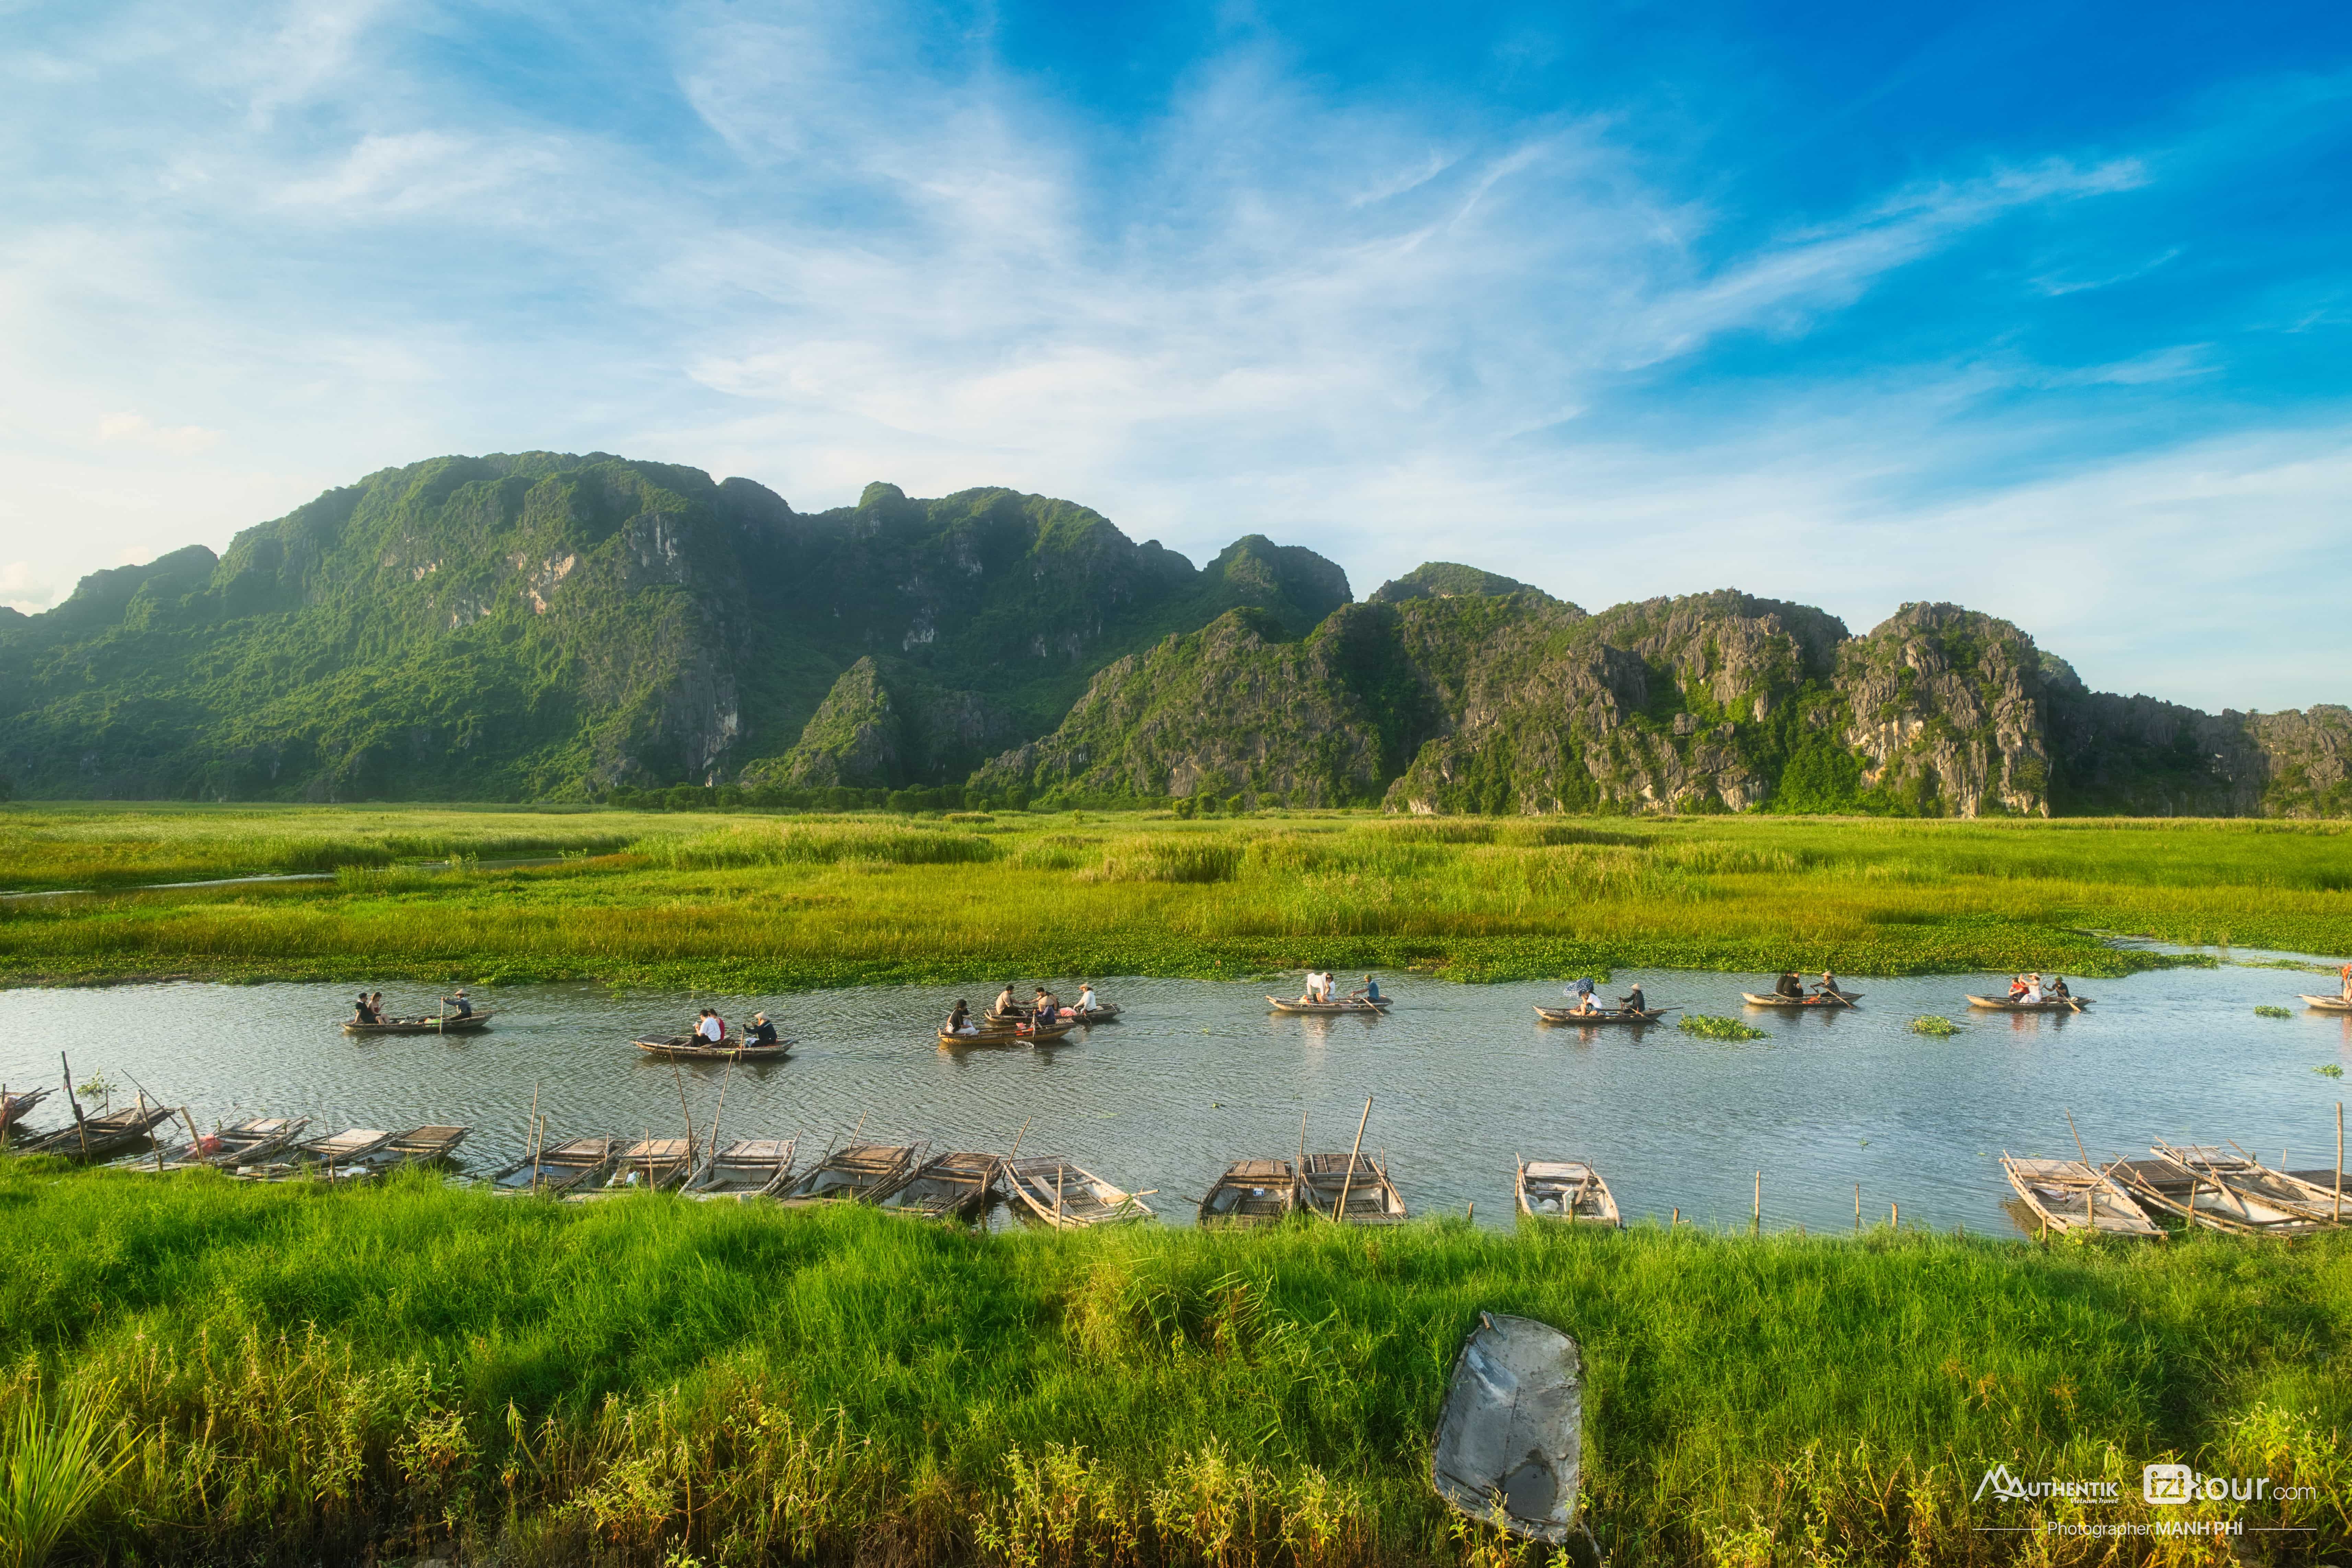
[2,1163,2348,1567]
[2,806,2349,988]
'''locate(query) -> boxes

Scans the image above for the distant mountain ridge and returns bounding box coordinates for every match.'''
[1,456,2344,817]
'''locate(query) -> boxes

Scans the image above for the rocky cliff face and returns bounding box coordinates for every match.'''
[1831,603,2053,816]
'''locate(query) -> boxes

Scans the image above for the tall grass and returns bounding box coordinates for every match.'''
[0,1163,2345,1566]
[0,1384,128,1568]
[2,807,2349,988]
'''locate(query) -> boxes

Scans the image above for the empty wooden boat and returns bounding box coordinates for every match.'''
[164,1116,311,1171]
[380,1125,470,1164]
[1999,1155,2162,1237]
[2299,994,2352,1012]
[2151,1144,2343,1229]
[0,1087,53,1135]
[777,1142,921,1205]
[1739,991,1862,1008]
[1198,1159,1299,1227]
[1432,1312,1585,1543]
[1299,1151,1407,1224]
[1267,997,1391,1014]
[1966,995,2091,1011]
[1003,1157,1154,1227]
[2112,1145,2332,1235]
[595,1137,696,1192]
[684,1138,797,1200]
[294,1127,397,1167]
[341,1010,494,1035]
[1533,1006,1664,1025]
[1516,1160,1621,1227]
[937,1021,1075,1047]
[632,1035,793,1063]
[876,1151,1000,1221]
[490,1136,616,1196]
[16,1103,179,1162]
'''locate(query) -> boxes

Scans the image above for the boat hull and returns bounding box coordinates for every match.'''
[1739,991,1862,1008]
[1516,1161,1620,1227]
[633,1037,793,1062]
[341,1011,493,1035]
[1533,1006,1662,1025]
[1967,996,2090,1011]
[2299,994,2352,1012]
[1267,998,1391,1015]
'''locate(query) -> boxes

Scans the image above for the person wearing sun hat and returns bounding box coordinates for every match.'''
[440,987,472,1019]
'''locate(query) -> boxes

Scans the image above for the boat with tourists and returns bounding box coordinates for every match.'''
[1967,995,2092,1012]
[2300,994,2352,1013]
[1999,1155,2161,1237]
[683,1138,797,1200]
[875,1151,1000,1221]
[1739,990,1862,1008]
[1516,1160,1620,1226]
[937,1021,1075,1047]
[1267,997,1391,1015]
[1298,1151,1407,1224]
[1002,1157,1154,1227]
[1532,1006,1664,1025]
[1198,1158,1299,1226]
[341,1010,494,1035]
[776,1142,921,1205]
[490,1135,616,1196]
[632,1035,794,1063]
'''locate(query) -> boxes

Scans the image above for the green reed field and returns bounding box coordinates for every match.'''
[0,1162,2344,1568]
[1,805,2347,988]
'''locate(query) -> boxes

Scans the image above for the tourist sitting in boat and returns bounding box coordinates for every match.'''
[994,984,1022,1018]
[1348,975,1383,1004]
[2019,974,2044,1005]
[747,1012,779,1046]
[1774,971,1805,999]
[1617,982,1646,1014]
[2006,975,2030,1001]
[2339,962,2350,1000]
[695,1008,726,1045]
[442,989,472,1019]
[369,990,388,1022]
[352,994,379,1024]
[947,1001,979,1036]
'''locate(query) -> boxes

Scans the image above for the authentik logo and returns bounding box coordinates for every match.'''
[1976,1465,2029,1502]
[1973,1465,2120,1504]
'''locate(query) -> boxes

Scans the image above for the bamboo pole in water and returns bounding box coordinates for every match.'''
[1752,1170,1761,1234]
[526,1081,542,1195]
[62,1053,88,1160]
[1333,1097,1372,1223]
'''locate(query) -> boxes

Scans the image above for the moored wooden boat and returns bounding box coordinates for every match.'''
[1,1087,53,1135]
[1533,1006,1664,1025]
[1003,1157,1154,1227]
[1999,1155,2162,1237]
[1299,1152,1406,1224]
[164,1116,311,1171]
[2111,1144,2333,1235]
[341,1010,494,1035]
[593,1137,696,1193]
[1516,1160,1620,1227]
[380,1125,470,1164]
[1198,1159,1298,1227]
[294,1127,397,1168]
[1966,995,2091,1011]
[1739,990,1862,1008]
[1267,997,1391,1015]
[18,1103,179,1162]
[684,1138,797,1200]
[938,1021,1075,1047]
[876,1151,1000,1220]
[2150,1144,2343,1229]
[632,1035,793,1063]
[490,1135,616,1196]
[2298,994,2352,1012]
[777,1142,921,1205]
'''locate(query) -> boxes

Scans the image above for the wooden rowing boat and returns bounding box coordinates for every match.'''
[986,1003,1121,1026]
[1516,1160,1620,1227]
[1533,1006,1664,1025]
[2111,1145,2334,1235]
[876,1151,1000,1221]
[0,1087,53,1135]
[18,1103,179,1162]
[294,1127,397,1166]
[937,1022,1075,1047]
[2150,1144,2343,1228]
[341,1010,494,1035]
[1999,1155,2162,1237]
[1198,1158,1298,1227]
[1267,997,1391,1015]
[1739,991,1862,1008]
[1299,1151,1407,1224]
[381,1125,469,1164]
[490,1135,616,1196]
[1432,1312,1584,1543]
[684,1138,796,1200]
[592,1137,696,1193]
[161,1116,312,1171]
[632,1035,794,1062]
[1002,1157,1154,1227]
[2299,994,2352,1012]
[777,1142,921,1205]
[1966,995,2091,1011]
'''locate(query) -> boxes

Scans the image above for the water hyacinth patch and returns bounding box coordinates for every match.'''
[2254,1005,2293,1018]
[1910,1015,1961,1036]
[1679,1013,1769,1042]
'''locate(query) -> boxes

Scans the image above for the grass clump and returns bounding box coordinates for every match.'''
[2254,1004,2294,1018]
[1,1385,130,1568]
[1909,1014,1961,1036]
[1678,1014,1768,1042]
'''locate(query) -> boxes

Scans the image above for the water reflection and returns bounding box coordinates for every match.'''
[2,962,2347,1237]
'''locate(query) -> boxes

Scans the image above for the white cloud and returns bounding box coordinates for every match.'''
[0,561,54,613]
[97,411,220,454]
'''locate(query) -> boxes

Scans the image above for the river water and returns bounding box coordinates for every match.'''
[4,960,2346,1234]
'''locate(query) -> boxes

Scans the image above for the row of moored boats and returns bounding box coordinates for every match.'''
[2003,1140,2346,1238]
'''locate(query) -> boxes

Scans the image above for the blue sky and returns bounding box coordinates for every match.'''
[3,0,2349,708]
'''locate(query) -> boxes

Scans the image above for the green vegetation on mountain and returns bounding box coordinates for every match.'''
[4,805,2348,989]
[0,1164,2344,1567]
[2,450,2344,816]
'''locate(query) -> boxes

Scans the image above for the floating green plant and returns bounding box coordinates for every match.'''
[1910,1015,1960,1037]
[1679,1013,1768,1042]
[2254,1006,2293,1019]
